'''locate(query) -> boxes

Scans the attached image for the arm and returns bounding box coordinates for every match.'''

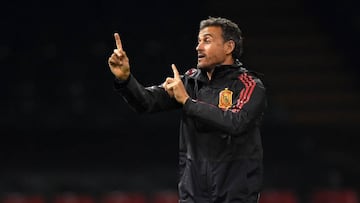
[182,82,267,135]
[108,33,181,113]
[114,74,181,113]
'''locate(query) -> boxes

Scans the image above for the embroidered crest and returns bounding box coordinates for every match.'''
[218,88,233,109]
[185,68,198,77]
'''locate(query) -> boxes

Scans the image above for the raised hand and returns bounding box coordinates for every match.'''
[163,64,189,104]
[108,33,130,80]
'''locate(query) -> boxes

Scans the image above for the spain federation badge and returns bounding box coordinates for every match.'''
[218,88,233,109]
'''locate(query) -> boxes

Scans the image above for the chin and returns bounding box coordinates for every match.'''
[197,62,207,69]
[197,62,215,70]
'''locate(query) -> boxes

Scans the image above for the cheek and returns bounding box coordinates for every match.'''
[211,47,226,59]
[205,45,219,55]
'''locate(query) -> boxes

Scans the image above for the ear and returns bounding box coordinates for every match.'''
[224,40,235,55]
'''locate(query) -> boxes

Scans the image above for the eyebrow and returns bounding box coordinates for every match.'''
[199,33,213,39]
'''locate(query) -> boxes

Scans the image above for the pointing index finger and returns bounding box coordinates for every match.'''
[114,33,123,51]
[171,64,180,79]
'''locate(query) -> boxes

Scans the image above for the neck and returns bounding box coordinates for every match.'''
[207,71,213,80]
[203,58,235,80]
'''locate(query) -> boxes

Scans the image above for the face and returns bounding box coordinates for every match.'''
[196,26,233,69]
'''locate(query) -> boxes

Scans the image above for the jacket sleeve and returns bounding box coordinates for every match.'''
[114,74,182,113]
[182,79,267,136]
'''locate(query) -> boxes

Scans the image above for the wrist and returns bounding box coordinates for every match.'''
[182,96,190,105]
[116,73,130,81]
[114,74,131,87]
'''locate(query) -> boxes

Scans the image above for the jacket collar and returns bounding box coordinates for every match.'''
[197,60,245,83]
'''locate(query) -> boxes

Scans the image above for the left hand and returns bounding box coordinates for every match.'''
[163,64,189,105]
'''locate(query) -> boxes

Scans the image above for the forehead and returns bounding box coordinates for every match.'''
[198,26,223,38]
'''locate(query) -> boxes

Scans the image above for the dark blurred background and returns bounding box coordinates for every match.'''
[1,0,360,202]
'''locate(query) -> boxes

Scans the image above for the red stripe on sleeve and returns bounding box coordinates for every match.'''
[232,73,256,112]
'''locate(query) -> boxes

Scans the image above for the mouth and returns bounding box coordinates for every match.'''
[197,54,205,60]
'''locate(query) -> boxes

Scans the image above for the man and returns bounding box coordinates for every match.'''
[108,16,267,203]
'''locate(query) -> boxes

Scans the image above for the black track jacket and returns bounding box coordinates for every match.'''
[114,62,267,203]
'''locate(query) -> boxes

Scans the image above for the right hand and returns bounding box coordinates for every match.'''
[108,33,130,80]
[163,64,189,104]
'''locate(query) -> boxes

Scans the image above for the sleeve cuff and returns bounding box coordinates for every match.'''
[183,98,197,114]
[113,75,131,90]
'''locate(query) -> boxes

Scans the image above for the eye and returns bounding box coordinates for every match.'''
[204,37,211,43]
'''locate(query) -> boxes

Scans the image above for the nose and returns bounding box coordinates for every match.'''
[196,43,202,51]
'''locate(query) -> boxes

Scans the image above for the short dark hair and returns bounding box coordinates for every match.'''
[199,16,243,59]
